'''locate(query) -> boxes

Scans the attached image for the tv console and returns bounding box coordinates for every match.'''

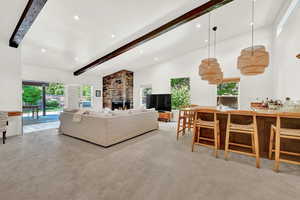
[158,111,172,122]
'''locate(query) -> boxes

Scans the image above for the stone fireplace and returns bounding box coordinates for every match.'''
[112,101,131,110]
[103,70,133,110]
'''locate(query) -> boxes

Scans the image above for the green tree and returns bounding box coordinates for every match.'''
[171,78,191,110]
[171,86,191,109]
[171,78,190,90]
[82,85,92,101]
[217,82,239,96]
[46,83,64,96]
[22,86,42,105]
[46,99,60,108]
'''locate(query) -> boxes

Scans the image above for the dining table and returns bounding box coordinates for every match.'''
[22,105,40,119]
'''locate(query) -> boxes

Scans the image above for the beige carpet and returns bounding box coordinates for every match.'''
[1,123,300,200]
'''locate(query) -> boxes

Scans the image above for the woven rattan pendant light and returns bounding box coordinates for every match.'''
[199,13,223,84]
[237,0,269,76]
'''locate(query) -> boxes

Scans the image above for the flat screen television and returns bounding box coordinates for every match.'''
[146,94,171,112]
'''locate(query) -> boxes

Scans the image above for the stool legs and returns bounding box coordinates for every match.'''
[268,126,275,159]
[177,116,186,140]
[177,112,195,140]
[253,127,260,168]
[187,114,194,132]
[251,135,255,153]
[187,116,191,131]
[176,118,181,141]
[225,115,260,168]
[182,119,186,134]
[224,118,231,160]
[191,126,198,152]
[225,131,260,168]
[192,125,219,158]
[274,130,281,172]
[214,124,219,158]
[2,131,6,144]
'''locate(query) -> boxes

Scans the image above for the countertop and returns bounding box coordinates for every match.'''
[180,106,300,118]
[0,111,23,117]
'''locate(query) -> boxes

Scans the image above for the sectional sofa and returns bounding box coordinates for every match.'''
[59,109,159,147]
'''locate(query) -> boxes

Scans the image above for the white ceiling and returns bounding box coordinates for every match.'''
[21,0,286,76]
[0,0,28,44]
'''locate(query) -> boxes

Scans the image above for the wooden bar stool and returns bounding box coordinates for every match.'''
[224,110,260,168]
[176,105,198,140]
[191,109,220,158]
[269,113,300,172]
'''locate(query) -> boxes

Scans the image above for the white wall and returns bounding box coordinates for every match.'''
[22,65,102,110]
[272,2,300,100]
[64,85,81,110]
[134,26,274,109]
[0,42,22,137]
[0,44,22,110]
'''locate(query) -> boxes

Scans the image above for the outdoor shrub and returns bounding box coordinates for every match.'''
[46,99,59,108]
[171,78,191,110]
[22,86,42,105]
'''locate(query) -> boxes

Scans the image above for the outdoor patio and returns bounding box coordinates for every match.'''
[23,111,61,134]
[23,121,60,134]
[23,112,60,125]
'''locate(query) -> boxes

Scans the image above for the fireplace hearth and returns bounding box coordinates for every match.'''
[112,101,131,110]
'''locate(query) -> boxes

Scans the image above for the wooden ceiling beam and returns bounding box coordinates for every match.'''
[74,0,234,76]
[9,0,48,48]
[222,77,240,83]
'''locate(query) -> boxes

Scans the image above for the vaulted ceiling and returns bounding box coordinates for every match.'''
[0,1,28,44]
[20,0,286,76]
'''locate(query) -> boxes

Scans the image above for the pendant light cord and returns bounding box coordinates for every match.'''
[213,26,217,57]
[251,0,255,55]
[208,12,211,60]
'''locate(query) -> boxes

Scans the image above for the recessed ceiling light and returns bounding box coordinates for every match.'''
[154,57,159,61]
[74,15,80,20]
[205,40,208,43]
[74,57,79,61]
[41,48,46,53]
[196,24,201,28]
[111,34,116,38]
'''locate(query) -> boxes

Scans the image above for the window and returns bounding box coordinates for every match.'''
[217,79,239,109]
[81,85,92,108]
[45,83,64,113]
[171,77,191,110]
[140,87,152,105]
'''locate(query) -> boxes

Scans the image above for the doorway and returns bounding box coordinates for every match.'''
[22,81,64,133]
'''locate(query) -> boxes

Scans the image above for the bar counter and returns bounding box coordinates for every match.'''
[185,106,300,158]
[8,111,22,117]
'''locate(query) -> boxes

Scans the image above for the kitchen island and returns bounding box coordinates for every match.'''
[184,106,300,158]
